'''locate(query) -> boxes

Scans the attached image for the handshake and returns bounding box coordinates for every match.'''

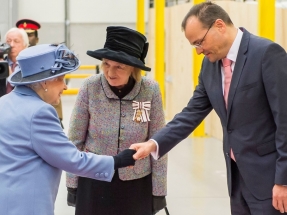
[68,140,160,208]
[113,140,157,169]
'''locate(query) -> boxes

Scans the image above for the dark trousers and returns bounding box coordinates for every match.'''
[230,160,283,215]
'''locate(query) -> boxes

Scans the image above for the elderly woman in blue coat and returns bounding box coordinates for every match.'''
[66,26,168,215]
[0,44,136,215]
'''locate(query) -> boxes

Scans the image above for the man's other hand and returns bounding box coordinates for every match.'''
[273,184,287,213]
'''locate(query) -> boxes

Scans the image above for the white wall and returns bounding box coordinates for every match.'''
[16,0,150,64]
[0,0,18,39]
[18,0,65,23]
[18,0,149,23]
[70,0,149,23]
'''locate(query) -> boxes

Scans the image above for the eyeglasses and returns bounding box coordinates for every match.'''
[191,21,215,49]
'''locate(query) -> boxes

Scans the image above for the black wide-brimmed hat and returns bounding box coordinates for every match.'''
[87,26,151,71]
[8,44,80,85]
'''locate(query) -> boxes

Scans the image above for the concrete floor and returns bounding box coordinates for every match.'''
[54,79,230,215]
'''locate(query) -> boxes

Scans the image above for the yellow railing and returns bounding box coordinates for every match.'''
[63,88,80,95]
[79,65,98,70]
[63,65,98,95]
[65,74,92,79]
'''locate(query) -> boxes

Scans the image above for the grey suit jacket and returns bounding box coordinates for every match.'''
[152,28,287,200]
[0,86,114,215]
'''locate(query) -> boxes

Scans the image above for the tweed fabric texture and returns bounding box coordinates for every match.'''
[66,74,167,196]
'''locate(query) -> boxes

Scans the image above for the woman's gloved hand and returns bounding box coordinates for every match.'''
[113,149,136,169]
[67,187,77,207]
[152,196,167,214]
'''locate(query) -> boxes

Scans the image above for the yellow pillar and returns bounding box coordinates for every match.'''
[258,0,275,41]
[137,0,146,76]
[192,0,205,137]
[155,0,165,107]
[136,0,145,34]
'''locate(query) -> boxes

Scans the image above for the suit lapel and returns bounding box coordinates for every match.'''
[227,28,249,121]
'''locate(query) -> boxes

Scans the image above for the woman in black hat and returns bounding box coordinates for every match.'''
[0,43,136,215]
[66,26,168,215]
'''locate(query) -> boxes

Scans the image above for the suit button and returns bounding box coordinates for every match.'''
[100,173,104,178]
[227,130,232,133]
[95,173,99,177]
[121,125,125,129]
[104,173,108,178]
[226,153,229,157]
[121,113,126,117]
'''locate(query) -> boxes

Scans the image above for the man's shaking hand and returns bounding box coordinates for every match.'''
[130,140,157,160]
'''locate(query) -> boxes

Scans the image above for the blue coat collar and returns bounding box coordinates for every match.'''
[13,85,42,100]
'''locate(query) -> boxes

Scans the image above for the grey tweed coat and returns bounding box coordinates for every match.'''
[66,74,168,196]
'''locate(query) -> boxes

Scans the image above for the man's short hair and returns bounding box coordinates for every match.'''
[181,1,233,30]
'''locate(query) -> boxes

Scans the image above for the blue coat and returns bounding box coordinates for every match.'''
[0,86,114,215]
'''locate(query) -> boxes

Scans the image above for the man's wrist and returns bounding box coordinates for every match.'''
[149,139,160,160]
[148,139,157,152]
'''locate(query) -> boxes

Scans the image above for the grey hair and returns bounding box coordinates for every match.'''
[26,82,43,91]
[26,77,59,91]
[5,28,29,48]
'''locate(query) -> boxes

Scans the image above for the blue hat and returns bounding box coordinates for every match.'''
[8,44,80,85]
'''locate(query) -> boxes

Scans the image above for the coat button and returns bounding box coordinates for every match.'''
[121,125,125,129]
[104,173,108,178]
[226,153,229,157]
[227,129,232,133]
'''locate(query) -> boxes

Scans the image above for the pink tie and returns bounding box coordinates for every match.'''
[222,58,236,161]
[6,63,16,94]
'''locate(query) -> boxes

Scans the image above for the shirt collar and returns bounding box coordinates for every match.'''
[226,28,243,63]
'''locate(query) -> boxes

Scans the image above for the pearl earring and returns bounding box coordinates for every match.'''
[45,89,48,92]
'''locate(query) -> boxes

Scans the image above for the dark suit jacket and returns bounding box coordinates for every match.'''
[0,79,6,97]
[0,57,11,97]
[152,28,287,200]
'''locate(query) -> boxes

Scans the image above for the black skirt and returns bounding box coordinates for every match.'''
[75,171,152,215]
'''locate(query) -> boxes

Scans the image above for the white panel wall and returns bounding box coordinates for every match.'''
[18,0,149,23]
[18,0,65,23]
[71,0,138,23]
[0,0,18,38]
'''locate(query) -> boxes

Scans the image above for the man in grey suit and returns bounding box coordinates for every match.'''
[131,2,287,214]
